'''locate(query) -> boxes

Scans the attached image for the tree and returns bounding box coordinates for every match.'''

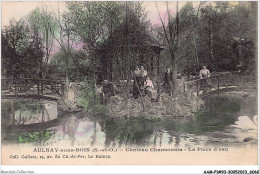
[2,20,44,78]
[66,1,152,82]
[27,7,57,78]
[155,1,256,76]
[197,1,257,71]
[156,2,201,95]
[95,2,153,78]
[48,49,95,81]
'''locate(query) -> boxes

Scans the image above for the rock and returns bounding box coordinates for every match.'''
[57,99,69,112]
[57,98,83,113]
[105,90,203,118]
[243,137,255,142]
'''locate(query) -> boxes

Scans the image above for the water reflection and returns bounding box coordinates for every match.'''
[1,94,258,148]
[2,99,57,126]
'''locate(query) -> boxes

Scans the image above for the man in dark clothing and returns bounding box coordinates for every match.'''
[103,80,116,103]
[164,67,173,96]
[184,65,191,80]
[133,66,141,99]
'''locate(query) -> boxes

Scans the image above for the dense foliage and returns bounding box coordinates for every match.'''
[157,2,257,75]
[2,2,257,84]
[2,20,44,78]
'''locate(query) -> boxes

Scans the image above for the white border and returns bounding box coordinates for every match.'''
[0,0,259,174]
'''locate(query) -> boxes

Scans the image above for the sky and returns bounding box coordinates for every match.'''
[143,1,201,25]
[1,1,67,28]
[1,1,201,28]
[1,1,202,54]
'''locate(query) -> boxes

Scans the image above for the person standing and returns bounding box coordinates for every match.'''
[199,66,210,93]
[164,67,174,96]
[134,66,141,85]
[102,80,115,103]
[133,66,141,99]
[140,66,148,88]
[95,84,104,104]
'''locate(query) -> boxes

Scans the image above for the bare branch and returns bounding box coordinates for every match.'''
[175,2,202,63]
[155,2,171,48]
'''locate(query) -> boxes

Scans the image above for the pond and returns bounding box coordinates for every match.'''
[1,91,257,148]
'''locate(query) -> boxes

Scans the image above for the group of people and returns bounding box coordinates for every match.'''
[133,66,176,101]
[99,65,211,103]
[133,65,155,100]
[132,65,211,99]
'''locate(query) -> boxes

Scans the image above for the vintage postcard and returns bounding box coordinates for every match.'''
[1,0,258,170]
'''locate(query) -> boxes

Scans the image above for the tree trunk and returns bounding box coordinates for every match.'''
[91,121,97,146]
[171,2,179,96]
[210,18,214,65]
[10,100,15,126]
[125,2,130,99]
[194,37,199,66]
[171,51,178,96]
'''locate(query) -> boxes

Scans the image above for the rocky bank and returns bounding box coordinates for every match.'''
[107,91,204,118]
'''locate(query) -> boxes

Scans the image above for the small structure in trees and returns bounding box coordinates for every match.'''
[98,37,164,81]
[232,37,255,72]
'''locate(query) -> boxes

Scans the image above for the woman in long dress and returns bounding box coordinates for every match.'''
[144,76,156,101]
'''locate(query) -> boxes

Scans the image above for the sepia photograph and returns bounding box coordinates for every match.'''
[1,0,258,172]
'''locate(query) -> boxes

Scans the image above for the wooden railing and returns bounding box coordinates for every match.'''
[183,71,241,96]
[1,72,242,99]
[1,78,66,99]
